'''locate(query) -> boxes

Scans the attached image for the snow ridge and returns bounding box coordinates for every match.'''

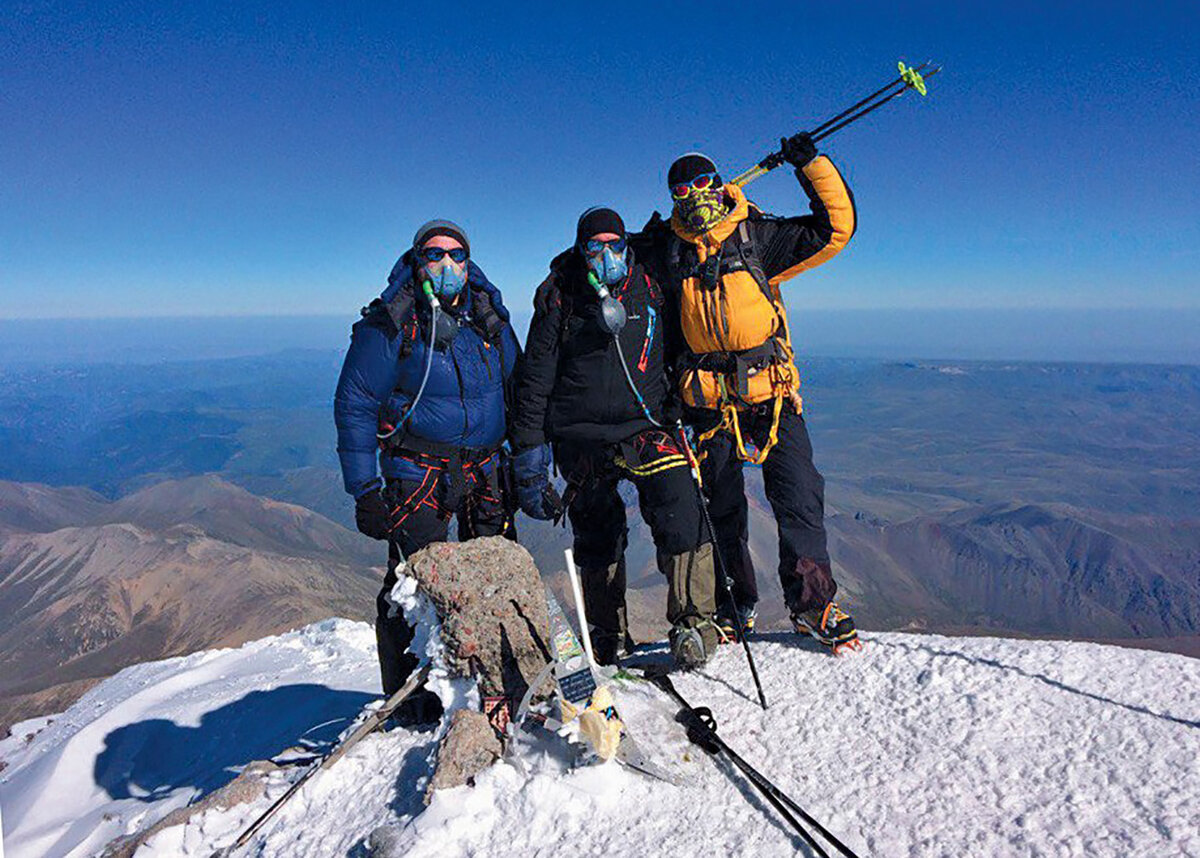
[1,622,1197,858]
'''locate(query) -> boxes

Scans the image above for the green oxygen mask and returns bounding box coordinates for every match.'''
[587,270,627,335]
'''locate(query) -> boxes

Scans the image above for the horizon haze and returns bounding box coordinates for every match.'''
[4,306,1200,367]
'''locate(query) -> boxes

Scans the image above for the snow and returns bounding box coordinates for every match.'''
[2,620,1198,858]
[0,619,381,858]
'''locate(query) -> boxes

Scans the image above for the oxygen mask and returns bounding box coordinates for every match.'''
[587,271,627,336]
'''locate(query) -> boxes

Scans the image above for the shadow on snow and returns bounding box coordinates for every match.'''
[93,684,377,801]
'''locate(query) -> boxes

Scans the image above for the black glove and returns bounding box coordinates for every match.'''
[510,445,565,521]
[355,487,392,540]
[781,132,818,168]
[533,482,565,522]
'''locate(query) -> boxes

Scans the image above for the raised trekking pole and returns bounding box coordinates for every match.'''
[809,60,933,139]
[676,421,768,710]
[731,59,941,187]
[812,61,940,142]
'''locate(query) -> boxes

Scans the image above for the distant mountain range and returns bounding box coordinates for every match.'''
[610,478,1200,651]
[3,354,1199,732]
[827,501,1200,639]
[0,477,381,733]
[4,476,1198,736]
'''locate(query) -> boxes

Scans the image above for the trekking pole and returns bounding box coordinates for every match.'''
[227,664,432,853]
[564,549,601,673]
[731,59,940,188]
[813,63,942,143]
[675,421,768,710]
[648,670,863,858]
[809,60,931,138]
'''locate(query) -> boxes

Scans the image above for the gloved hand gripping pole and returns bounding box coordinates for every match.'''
[732,59,941,187]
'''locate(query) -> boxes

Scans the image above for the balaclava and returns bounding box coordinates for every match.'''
[668,152,728,233]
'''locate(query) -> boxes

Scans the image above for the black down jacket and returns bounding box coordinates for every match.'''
[510,250,677,450]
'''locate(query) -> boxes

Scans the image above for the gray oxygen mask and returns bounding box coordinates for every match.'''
[587,271,627,335]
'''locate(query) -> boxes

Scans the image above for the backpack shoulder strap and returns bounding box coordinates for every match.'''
[359,290,421,356]
[557,282,575,347]
[667,234,697,283]
[386,290,416,334]
[532,268,573,348]
[643,270,663,306]
[729,220,772,302]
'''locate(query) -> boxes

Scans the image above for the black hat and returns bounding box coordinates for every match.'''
[668,152,720,188]
[575,206,625,245]
[412,219,470,255]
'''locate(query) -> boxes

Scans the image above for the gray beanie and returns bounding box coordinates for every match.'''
[412,219,470,255]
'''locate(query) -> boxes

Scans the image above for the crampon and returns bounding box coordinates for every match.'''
[791,602,863,655]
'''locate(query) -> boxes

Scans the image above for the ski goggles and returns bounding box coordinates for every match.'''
[670,172,720,199]
[418,246,469,264]
[583,236,627,255]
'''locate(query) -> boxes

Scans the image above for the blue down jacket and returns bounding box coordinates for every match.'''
[334,254,520,497]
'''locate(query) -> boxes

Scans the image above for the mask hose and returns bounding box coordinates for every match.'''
[587,272,662,429]
[614,334,662,429]
[377,280,440,442]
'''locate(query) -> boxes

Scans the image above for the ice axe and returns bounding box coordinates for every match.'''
[731,59,942,187]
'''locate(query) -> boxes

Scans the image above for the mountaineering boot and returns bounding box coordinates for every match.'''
[779,557,838,621]
[388,688,444,732]
[791,601,862,654]
[716,602,758,643]
[614,629,638,661]
[739,604,758,636]
[669,624,708,669]
[580,559,630,665]
[666,543,720,669]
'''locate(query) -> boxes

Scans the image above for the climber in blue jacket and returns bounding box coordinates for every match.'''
[334,219,546,701]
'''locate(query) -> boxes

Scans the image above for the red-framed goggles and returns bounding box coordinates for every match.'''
[671,172,720,199]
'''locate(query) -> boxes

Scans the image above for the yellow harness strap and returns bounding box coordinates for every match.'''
[694,392,784,466]
[614,453,689,478]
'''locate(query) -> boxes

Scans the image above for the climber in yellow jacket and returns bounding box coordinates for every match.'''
[632,132,861,655]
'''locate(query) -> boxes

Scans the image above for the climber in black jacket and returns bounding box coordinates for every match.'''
[509,207,719,669]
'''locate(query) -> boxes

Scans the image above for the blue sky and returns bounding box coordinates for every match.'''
[2,1,1197,321]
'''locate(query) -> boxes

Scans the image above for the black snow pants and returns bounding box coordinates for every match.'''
[375,452,514,695]
[556,428,708,661]
[694,400,837,615]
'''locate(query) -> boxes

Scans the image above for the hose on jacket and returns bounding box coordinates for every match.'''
[377,280,439,442]
[587,271,663,430]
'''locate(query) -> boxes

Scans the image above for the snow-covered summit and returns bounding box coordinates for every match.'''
[1,618,1197,858]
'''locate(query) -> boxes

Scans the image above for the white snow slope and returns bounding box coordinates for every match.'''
[2,616,1197,858]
